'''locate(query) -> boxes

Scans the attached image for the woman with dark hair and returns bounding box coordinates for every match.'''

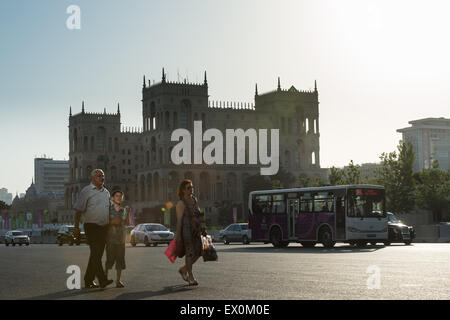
[176,179,206,286]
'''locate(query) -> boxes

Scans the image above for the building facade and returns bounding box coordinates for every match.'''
[397,117,450,172]
[34,158,70,197]
[65,70,327,225]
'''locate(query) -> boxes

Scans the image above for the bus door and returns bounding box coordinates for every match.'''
[335,195,346,240]
[287,198,299,239]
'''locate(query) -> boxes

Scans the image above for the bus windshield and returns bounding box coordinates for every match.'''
[348,188,386,218]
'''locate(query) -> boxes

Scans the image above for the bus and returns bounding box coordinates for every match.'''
[248,185,388,248]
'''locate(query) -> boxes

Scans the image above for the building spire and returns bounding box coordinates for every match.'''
[143,75,146,88]
[204,71,208,86]
[162,67,166,83]
[314,80,317,92]
[82,101,85,113]
[69,106,72,116]
[277,77,281,91]
[104,107,106,114]
[117,103,120,114]
[255,83,258,96]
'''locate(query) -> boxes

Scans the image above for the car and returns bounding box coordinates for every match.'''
[385,212,415,245]
[57,225,87,246]
[130,223,175,247]
[219,223,251,245]
[5,230,30,246]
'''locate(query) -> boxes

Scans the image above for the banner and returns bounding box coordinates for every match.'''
[26,212,33,229]
[233,207,237,223]
[38,211,44,228]
[164,209,170,226]
[4,212,9,230]
[129,208,135,226]
[18,212,25,229]
[44,210,50,224]
[10,213,16,230]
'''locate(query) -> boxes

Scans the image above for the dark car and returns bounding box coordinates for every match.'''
[57,225,87,246]
[219,223,251,244]
[386,212,415,245]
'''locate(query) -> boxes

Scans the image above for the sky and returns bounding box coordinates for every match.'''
[1,0,449,195]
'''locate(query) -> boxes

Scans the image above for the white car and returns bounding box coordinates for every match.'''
[5,230,30,246]
[130,223,175,247]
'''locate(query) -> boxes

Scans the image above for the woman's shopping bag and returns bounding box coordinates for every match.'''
[201,235,218,262]
[164,239,177,263]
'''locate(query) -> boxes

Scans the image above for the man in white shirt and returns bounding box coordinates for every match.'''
[73,169,114,289]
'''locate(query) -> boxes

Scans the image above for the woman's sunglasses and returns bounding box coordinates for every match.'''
[185,185,194,190]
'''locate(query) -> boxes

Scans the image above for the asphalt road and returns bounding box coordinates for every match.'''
[0,242,449,300]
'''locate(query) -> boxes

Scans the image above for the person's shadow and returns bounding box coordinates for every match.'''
[26,284,193,300]
[114,284,193,300]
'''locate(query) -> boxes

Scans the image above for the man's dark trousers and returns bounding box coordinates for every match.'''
[84,223,108,284]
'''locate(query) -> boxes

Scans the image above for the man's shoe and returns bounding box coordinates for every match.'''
[99,279,114,288]
[84,281,99,289]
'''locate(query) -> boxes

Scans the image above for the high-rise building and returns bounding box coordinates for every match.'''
[34,158,70,198]
[0,188,13,205]
[397,117,450,172]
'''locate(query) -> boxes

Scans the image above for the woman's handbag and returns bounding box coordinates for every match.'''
[164,239,177,263]
[201,235,218,262]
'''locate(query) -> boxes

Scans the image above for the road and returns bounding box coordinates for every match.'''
[0,242,449,300]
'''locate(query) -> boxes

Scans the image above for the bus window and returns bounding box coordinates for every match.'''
[252,195,271,215]
[300,193,313,212]
[313,192,334,213]
[347,189,385,218]
[272,194,285,214]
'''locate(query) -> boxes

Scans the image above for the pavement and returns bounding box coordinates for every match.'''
[0,242,449,300]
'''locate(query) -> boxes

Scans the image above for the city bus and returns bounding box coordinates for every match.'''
[248,185,388,248]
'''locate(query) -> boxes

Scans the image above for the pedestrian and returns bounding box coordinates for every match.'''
[104,190,129,288]
[176,179,206,286]
[73,169,114,289]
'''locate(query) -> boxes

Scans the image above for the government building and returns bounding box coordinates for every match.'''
[65,69,327,226]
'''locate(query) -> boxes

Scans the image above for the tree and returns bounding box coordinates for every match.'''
[328,166,344,185]
[270,167,295,188]
[328,161,361,185]
[298,175,311,187]
[311,176,327,187]
[413,165,450,222]
[375,141,415,214]
[0,201,10,210]
[343,160,361,184]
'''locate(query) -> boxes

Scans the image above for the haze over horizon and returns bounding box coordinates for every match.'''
[1,0,449,195]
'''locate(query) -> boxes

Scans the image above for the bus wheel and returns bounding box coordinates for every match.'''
[270,227,283,248]
[301,242,316,248]
[319,227,335,248]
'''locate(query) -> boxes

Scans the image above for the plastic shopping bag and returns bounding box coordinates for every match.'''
[201,235,218,262]
[164,238,177,263]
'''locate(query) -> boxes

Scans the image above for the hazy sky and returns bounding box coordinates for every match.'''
[1,0,449,195]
